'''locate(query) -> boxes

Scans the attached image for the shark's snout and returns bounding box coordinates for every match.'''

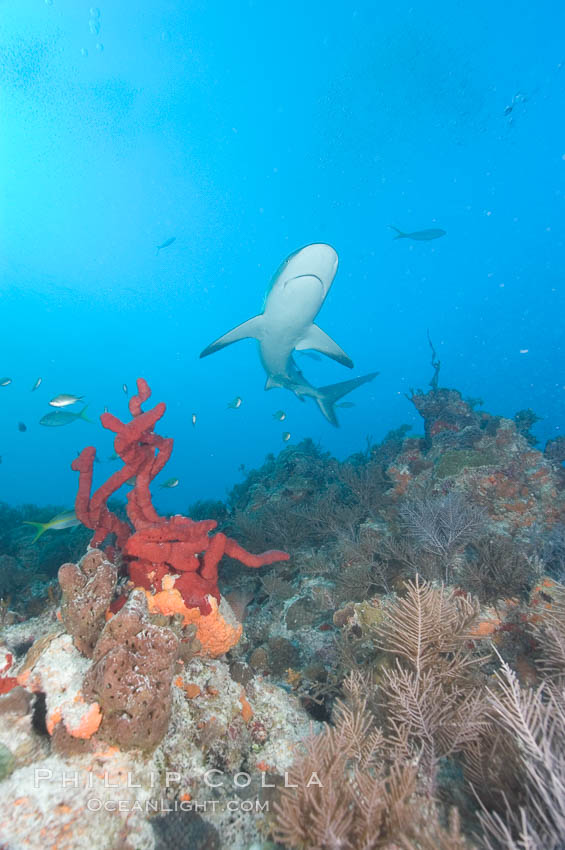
[282,243,338,293]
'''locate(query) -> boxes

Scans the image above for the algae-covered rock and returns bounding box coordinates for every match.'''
[435,448,495,479]
[0,742,15,780]
[286,597,318,629]
[355,600,385,633]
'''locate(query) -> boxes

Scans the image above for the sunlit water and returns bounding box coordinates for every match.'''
[1,0,564,512]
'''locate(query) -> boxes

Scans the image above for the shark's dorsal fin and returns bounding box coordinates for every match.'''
[295,324,354,368]
[200,315,264,358]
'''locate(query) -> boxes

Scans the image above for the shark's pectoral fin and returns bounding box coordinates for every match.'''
[200,315,264,358]
[295,324,354,368]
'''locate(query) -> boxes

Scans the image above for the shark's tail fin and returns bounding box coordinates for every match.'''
[316,372,378,426]
[22,521,48,544]
[387,225,406,239]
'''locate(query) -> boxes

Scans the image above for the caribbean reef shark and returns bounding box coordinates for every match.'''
[200,243,377,426]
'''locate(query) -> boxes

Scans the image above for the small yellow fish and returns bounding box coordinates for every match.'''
[49,394,84,408]
[160,477,179,488]
[273,410,286,421]
[192,413,197,426]
[227,396,242,409]
[22,510,80,544]
[282,432,291,442]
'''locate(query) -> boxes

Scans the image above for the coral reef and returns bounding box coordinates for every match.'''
[1,381,564,849]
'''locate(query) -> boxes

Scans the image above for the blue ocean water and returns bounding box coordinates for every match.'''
[1,0,564,512]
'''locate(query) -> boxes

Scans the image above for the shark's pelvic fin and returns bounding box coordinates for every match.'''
[264,375,283,390]
[200,315,264,358]
[316,371,379,427]
[295,324,354,368]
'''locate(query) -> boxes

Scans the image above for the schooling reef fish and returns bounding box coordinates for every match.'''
[31,377,42,391]
[227,396,242,409]
[0,378,12,387]
[200,243,377,426]
[160,477,179,488]
[388,226,446,241]
[22,510,80,544]
[156,237,176,255]
[40,406,92,427]
[49,394,84,408]
[18,422,27,432]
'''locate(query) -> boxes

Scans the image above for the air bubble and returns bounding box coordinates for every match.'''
[96,43,104,52]
[89,7,100,18]
[89,19,100,35]
[80,47,88,57]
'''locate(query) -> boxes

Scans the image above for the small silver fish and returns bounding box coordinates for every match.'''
[388,226,446,241]
[272,410,286,421]
[108,451,119,461]
[156,236,176,255]
[31,377,42,392]
[160,477,179,488]
[49,393,84,408]
[282,432,291,442]
[227,396,242,409]
[40,406,92,427]
[192,413,197,427]
[122,384,128,395]
[0,377,12,387]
